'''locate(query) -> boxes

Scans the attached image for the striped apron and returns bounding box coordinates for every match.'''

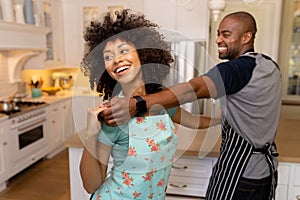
[205,118,278,200]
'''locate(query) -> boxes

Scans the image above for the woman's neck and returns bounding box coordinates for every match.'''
[121,81,147,97]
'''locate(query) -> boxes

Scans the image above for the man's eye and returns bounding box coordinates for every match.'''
[223,33,231,38]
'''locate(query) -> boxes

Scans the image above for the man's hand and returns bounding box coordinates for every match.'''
[99,96,137,126]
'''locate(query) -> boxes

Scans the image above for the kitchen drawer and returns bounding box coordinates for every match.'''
[167,175,209,197]
[171,156,213,178]
[276,185,288,200]
[291,186,300,200]
[278,163,290,185]
[293,165,300,186]
[48,103,61,115]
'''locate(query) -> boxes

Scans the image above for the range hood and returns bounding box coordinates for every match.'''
[0,21,49,50]
[0,21,50,83]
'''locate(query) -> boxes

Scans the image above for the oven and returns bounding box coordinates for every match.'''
[7,103,50,177]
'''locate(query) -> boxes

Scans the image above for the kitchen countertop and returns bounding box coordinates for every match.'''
[64,114,300,163]
[0,113,8,121]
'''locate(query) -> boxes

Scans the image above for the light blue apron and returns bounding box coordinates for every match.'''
[91,113,178,200]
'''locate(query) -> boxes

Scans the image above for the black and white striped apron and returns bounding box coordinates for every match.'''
[205,118,278,200]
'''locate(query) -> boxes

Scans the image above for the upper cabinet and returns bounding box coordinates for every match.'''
[61,0,144,68]
[143,0,209,41]
[0,0,49,50]
[278,0,300,103]
[43,0,65,68]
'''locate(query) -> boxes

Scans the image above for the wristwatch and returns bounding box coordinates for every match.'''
[133,96,147,117]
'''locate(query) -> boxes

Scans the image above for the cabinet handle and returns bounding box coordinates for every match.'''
[172,165,188,169]
[297,195,300,200]
[18,119,47,131]
[170,183,187,188]
[3,142,7,146]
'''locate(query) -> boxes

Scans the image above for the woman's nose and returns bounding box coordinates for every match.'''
[113,54,124,64]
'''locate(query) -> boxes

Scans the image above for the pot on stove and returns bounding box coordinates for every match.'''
[0,100,20,112]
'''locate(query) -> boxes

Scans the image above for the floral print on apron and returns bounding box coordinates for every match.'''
[91,113,178,200]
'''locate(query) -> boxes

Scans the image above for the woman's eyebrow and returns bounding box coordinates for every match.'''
[117,43,128,48]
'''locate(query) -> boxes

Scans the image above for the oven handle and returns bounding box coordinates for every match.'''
[17,119,47,132]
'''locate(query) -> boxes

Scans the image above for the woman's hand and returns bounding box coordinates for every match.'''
[86,104,108,137]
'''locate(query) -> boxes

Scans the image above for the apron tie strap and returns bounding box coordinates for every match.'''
[253,142,278,200]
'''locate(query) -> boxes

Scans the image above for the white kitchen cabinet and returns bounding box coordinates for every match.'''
[166,155,216,198]
[143,0,209,41]
[62,98,75,140]
[47,97,75,158]
[61,0,144,68]
[288,164,300,200]
[46,101,64,158]
[68,147,91,200]
[275,162,300,200]
[276,163,290,200]
[278,0,300,102]
[43,0,65,68]
[0,120,9,191]
[71,95,102,132]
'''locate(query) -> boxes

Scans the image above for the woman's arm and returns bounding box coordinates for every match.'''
[80,141,111,194]
[80,105,111,194]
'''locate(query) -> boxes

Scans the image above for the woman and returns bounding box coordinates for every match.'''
[79,9,217,200]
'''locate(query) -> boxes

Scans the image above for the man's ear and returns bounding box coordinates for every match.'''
[242,31,252,44]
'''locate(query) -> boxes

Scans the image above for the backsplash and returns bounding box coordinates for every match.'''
[0,52,18,98]
[0,51,84,99]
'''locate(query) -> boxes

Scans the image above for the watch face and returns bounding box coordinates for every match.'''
[134,96,147,117]
[137,100,147,114]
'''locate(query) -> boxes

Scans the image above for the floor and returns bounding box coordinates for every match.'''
[0,150,70,200]
[0,149,203,200]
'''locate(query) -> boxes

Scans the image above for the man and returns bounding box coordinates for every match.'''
[100,11,282,200]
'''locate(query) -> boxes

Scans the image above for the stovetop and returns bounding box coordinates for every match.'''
[0,101,48,118]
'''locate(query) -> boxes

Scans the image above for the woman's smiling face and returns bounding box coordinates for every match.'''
[103,39,142,85]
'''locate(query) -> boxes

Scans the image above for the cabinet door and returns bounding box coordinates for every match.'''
[279,0,300,102]
[43,0,65,68]
[291,186,300,200]
[47,103,64,151]
[72,95,103,132]
[61,0,144,67]
[62,98,75,140]
[0,121,9,183]
[144,0,209,41]
[61,0,83,67]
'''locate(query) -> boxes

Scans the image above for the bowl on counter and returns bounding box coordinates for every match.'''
[42,87,61,96]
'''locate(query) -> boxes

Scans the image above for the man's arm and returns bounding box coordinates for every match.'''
[100,76,217,126]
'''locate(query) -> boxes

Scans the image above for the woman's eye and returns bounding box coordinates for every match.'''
[120,48,129,54]
[104,54,114,61]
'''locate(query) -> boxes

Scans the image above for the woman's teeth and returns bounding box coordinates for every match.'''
[116,66,129,74]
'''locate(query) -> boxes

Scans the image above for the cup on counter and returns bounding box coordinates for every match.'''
[31,88,42,98]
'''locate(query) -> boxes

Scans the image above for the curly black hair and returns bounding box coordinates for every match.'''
[80,9,174,100]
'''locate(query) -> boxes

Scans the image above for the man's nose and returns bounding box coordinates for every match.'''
[216,36,222,44]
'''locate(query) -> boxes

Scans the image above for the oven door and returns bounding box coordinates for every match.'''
[9,117,49,177]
